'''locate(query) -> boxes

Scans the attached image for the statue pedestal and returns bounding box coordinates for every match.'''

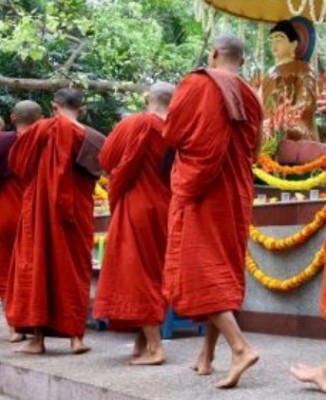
[239,200,326,339]
[93,208,326,339]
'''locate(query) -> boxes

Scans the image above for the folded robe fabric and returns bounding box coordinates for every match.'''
[0,131,22,300]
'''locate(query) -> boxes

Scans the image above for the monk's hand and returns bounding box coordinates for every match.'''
[317,93,326,115]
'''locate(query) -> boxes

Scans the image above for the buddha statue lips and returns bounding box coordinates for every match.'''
[261,20,319,142]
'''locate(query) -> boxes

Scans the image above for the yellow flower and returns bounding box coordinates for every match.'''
[253,167,326,191]
[246,249,324,291]
[250,205,326,251]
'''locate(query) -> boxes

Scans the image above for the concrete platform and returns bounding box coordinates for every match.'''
[1,319,326,400]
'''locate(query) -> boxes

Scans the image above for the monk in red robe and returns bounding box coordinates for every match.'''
[93,82,174,365]
[290,94,326,392]
[0,101,42,342]
[5,89,104,354]
[163,35,263,388]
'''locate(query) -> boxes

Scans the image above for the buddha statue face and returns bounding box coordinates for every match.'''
[270,31,298,66]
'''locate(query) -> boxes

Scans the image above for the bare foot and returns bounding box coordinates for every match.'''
[290,364,326,393]
[71,337,91,355]
[14,338,45,355]
[133,332,147,358]
[192,352,214,375]
[216,347,259,389]
[9,332,26,343]
[129,348,165,366]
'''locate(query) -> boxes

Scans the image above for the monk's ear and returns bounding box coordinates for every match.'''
[213,49,219,60]
[293,40,299,51]
[51,102,58,116]
[10,113,16,126]
[240,57,245,68]
[79,106,87,118]
[144,92,150,107]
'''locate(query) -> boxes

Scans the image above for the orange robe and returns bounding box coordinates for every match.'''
[0,132,22,300]
[93,113,170,325]
[5,116,97,337]
[163,70,262,319]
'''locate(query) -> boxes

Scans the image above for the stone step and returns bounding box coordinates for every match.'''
[0,361,139,400]
[0,325,326,400]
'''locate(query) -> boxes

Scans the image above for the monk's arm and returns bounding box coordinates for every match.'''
[106,116,153,184]
[100,115,151,210]
[99,114,149,174]
[164,74,232,198]
[99,123,127,174]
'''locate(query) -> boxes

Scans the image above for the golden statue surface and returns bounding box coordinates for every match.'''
[261,20,319,142]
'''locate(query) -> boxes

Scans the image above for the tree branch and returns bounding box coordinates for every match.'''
[193,12,217,69]
[60,42,87,73]
[0,74,146,94]
[4,0,22,16]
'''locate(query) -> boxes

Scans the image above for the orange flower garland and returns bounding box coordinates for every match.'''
[246,248,325,291]
[257,153,326,176]
[250,205,326,251]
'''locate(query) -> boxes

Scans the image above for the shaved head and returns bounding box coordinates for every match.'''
[148,82,175,108]
[210,35,244,68]
[12,100,42,126]
[53,88,84,110]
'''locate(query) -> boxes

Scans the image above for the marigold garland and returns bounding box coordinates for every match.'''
[253,167,326,191]
[94,233,107,245]
[94,182,108,200]
[246,248,325,291]
[98,175,109,186]
[250,205,326,251]
[258,154,326,176]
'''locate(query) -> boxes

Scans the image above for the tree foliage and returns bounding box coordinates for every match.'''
[0,0,205,131]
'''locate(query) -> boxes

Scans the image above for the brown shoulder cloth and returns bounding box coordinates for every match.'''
[76,126,105,178]
[196,68,248,122]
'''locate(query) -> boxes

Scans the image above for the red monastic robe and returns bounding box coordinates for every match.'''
[0,132,22,299]
[5,116,96,337]
[93,113,171,325]
[321,264,326,319]
[163,70,262,319]
[321,283,326,320]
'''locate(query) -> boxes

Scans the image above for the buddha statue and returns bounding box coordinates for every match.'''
[261,20,319,142]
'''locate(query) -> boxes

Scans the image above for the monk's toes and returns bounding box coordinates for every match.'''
[9,333,26,343]
[72,346,91,355]
[216,379,237,389]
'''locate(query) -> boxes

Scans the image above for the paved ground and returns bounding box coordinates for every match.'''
[1,317,326,400]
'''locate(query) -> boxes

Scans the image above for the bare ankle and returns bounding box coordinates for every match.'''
[148,343,163,354]
[231,344,247,356]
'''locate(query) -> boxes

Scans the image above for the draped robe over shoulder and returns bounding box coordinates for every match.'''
[163,70,262,319]
[0,132,22,300]
[93,113,171,325]
[5,116,97,337]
